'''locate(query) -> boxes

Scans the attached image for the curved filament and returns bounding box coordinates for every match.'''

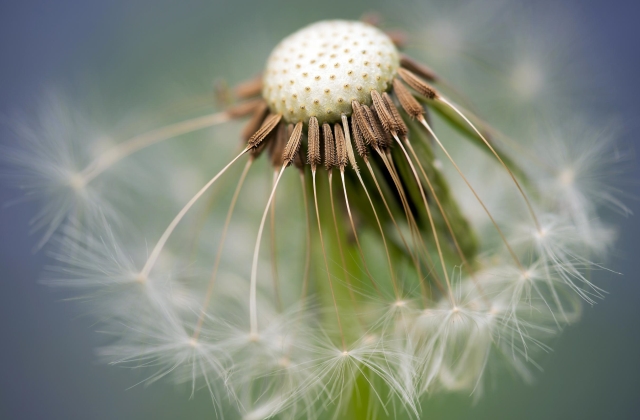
[249,165,287,336]
[82,112,231,184]
[139,148,248,280]
[355,171,399,299]
[418,117,525,272]
[313,170,346,350]
[269,170,282,312]
[438,97,541,232]
[192,158,253,340]
[392,133,455,305]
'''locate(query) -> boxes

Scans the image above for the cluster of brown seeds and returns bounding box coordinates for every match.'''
[224,62,440,176]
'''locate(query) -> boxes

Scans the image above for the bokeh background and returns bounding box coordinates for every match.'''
[0,0,638,419]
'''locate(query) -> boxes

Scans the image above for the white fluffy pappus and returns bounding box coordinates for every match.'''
[4,4,630,419]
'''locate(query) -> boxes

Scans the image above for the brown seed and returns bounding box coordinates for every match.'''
[282,122,304,166]
[334,123,348,169]
[399,54,438,82]
[370,90,394,134]
[241,102,270,142]
[369,106,393,150]
[307,117,321,171]
[392,78,423,118]
[250,133,270,159]
[351,100,378,147]
[323,123,336,170]
[382,92,408,136]
[248,113,282,149]
[386,30,409,49]
[363,105,390,150]
[226,98,266,119]
[397,68,437,99]
[234,74,264,99]
[360,11,382,26]
[352,117,369,159]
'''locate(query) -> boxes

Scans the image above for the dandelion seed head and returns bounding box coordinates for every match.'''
[7,4,628,417]
[263,20,399,124]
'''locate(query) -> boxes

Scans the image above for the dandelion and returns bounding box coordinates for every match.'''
[6,11,626,420]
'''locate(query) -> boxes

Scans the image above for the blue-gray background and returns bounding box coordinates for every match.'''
[1,1,638,419]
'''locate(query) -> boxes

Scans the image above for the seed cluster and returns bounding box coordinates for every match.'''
[263,20,400,124]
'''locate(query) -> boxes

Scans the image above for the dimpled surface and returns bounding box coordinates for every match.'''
[263,20,400,124]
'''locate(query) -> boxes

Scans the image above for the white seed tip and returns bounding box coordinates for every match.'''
[68,173,86,191]
[263,20,399,124]
[559,168,575,186]
[278,357,290,367]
